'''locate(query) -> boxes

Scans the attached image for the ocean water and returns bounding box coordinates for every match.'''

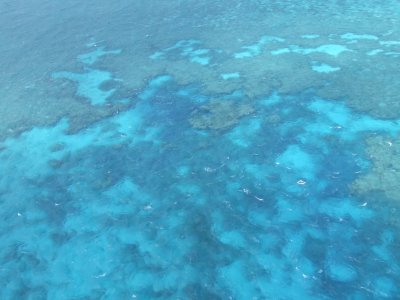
[1,1,400,299]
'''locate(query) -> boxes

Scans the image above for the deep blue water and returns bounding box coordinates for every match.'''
[1,1,400,299]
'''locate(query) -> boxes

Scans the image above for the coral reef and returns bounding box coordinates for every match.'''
[2,1,400,299]
[352,135,400,201]
[189,100,254,130]
[265,113,282,124]
[1,70,400,298]
[2,0,400,141]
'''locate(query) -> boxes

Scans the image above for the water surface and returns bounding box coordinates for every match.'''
[1,1,400,299]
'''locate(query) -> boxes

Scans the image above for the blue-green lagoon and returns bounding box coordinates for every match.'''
[1,1,400,299]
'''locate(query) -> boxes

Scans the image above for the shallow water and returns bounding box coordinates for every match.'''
[1,1,400,299]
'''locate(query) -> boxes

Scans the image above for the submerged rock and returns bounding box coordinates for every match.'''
[48,159,64,169]
[189,100,254,130]
[265,113,281,124]
[49,142,66,152]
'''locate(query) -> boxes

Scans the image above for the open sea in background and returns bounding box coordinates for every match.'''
[1,1,400,299]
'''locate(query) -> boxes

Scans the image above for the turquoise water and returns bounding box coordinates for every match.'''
[1,1,400,299]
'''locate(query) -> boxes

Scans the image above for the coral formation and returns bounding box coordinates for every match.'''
[2,1,400,299]
[265,114,281,124]
[352,135,400,201]
[2,0,400,140]
[189,100,254,130]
